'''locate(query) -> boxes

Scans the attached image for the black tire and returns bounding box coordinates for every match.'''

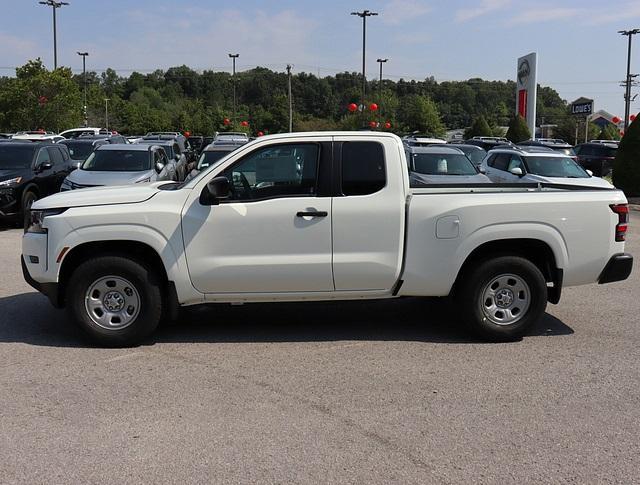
[456,256,547,342]
[66,255,163,347]
[21,191,38,231]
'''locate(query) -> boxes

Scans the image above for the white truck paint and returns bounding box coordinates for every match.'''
[22,132,633,346]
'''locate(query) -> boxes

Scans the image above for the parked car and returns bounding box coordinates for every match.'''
[22,132,632,346]
[447,143,487,167]
[135,139,188,181]
[589,139,620,146]
[60,144,176,191]
[406,145,491,185]
[0,142,74,226]
[574,142,617,177]
[213,132,249,145]
[402,135,447,147]
[465,136,512,151]
[59,134,128,168]
[12,131,65,143]
[518,139,577,159]
[481,145,612,188]
[59,127,109,139]
[184,143,242,182]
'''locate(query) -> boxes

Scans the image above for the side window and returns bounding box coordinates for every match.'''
[36,148,51,166]
[492,153,510,171]
[486,153,497,167]
[341,141,386,196]
[48,147,64,165]
[507,155,525,172]
[58,146,70,161]
[221,143,319,202]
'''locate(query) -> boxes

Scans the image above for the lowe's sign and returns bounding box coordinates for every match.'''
[571,98,594,116]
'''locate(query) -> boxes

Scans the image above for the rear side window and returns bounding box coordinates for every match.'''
[48,147,64,165]
[341,142,386,196]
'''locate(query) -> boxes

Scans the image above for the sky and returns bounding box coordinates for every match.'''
[1,0,639,119]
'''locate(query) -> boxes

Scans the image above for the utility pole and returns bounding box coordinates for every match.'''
[228,53,239,124]
[104,98,110,131]
[377,58,388,126]
[286,64,293,132]
[619,29,640,131]
[351,10,378,125]
[39,1,69,70]
[77,51,88,126]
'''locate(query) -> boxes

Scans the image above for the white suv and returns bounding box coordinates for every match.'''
[481,146,613,188]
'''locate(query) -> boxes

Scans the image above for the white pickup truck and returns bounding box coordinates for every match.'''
[22,132,633,346]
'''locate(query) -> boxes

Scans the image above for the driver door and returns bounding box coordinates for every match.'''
[182,139,334,294]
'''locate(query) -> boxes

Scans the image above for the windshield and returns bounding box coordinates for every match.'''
[411,153,478,175]
[197,150,231,170]
[0,145,35,169]
[61,141,95,160]
[82,150,151,172]
[525,156,589,178]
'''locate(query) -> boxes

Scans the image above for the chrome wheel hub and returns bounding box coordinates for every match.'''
[481,274,530,326]
[85,276,141,330]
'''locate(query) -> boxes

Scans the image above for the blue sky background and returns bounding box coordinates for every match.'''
[1,0,639,119]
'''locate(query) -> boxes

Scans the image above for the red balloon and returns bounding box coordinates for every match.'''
[348,103,358,112]
[612,116,621,124]
[384,121,392,129]
[240,120,249,127]
[257,131,264,137]
[184,131,191,137]
[223,118,231,125]
[369,121,377,128]
[369,103,378,111]
[620,130,625,136]
[630,114,637,122]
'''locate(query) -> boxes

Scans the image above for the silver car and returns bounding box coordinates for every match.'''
[60,144,176,191]
[406,145,491,185]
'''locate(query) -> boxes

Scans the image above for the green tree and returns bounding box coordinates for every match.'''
[505,115,531,143]
[397,94,445,136]
[597,123,621,141]
[612,118,640,195]
[464,115,493,139]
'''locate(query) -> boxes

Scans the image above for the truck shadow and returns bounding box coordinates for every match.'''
[0,292,574,348]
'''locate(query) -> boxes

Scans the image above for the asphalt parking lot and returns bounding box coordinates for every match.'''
[1,214,638,484]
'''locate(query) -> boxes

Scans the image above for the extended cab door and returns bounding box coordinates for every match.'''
[331,136,406,291]
[182,138,334,294]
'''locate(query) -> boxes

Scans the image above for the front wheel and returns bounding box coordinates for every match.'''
[456,256,547,341]
[66,255,163,347]
[21,191,38,231]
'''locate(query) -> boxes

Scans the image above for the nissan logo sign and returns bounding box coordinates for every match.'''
[518,60,530,86]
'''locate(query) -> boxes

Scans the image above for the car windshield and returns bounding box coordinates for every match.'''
[0,145,35,169]
[525,156,589,178]
[411,153,478,175]
[61,141,95,160]
[82,150,151,172]
[197,150,231,170]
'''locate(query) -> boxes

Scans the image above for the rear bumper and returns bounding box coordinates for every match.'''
[21,256,62,308]
[598,253,633,284]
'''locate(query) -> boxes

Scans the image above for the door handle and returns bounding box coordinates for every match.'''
[296,211,328,218]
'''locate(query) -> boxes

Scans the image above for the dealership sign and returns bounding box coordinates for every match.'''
[571,98,594,116]
[516,52,538,138]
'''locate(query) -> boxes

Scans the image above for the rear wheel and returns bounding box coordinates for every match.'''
[456,256,547,341]
[66,255,163,347]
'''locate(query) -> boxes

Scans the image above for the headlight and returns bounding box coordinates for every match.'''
[26,208,67,234]
[0,177,22,186]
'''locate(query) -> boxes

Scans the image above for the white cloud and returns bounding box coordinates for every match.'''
[0,32,39,64]
[455,0,511,23]
[510,7,582,24]
[381,0,432,25]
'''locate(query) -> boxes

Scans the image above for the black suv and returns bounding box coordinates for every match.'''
[0,142,74,226]
[573,142,617,177]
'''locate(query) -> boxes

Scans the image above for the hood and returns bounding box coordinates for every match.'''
[410,172,491,185]
[66,168,155,187]
[0,168,29,183]
[525,174,613,189]
[32,183,164,210]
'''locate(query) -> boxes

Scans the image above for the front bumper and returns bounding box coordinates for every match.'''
[21,256,62,307]
[0,188,18,217]
[598,253,633,284]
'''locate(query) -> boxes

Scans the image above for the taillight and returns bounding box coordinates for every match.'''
[610,204,629,242]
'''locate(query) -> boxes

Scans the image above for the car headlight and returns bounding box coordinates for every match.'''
[26,208,67,234]
[0,177,22,186]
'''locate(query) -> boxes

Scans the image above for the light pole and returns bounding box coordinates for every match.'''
[377,58,388,126]
[39,1,69,70]
[351,10,378,125]
[77,51,88,126]
[104,98,110,131]
[228,53,239,124]
[619,29,640,131]
[286,64,293,132]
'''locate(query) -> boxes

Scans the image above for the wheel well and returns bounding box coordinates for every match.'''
[58,240,169,306]
[452,239,562,302]
[22,184,40,200]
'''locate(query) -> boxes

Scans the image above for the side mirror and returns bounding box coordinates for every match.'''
[155,161,165,173]
[509,167,524,176]
[175,154,181,161]
[199,176,230,205]
[36,161,53,173]
[586,169,593,176]
[479,166,487,174]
